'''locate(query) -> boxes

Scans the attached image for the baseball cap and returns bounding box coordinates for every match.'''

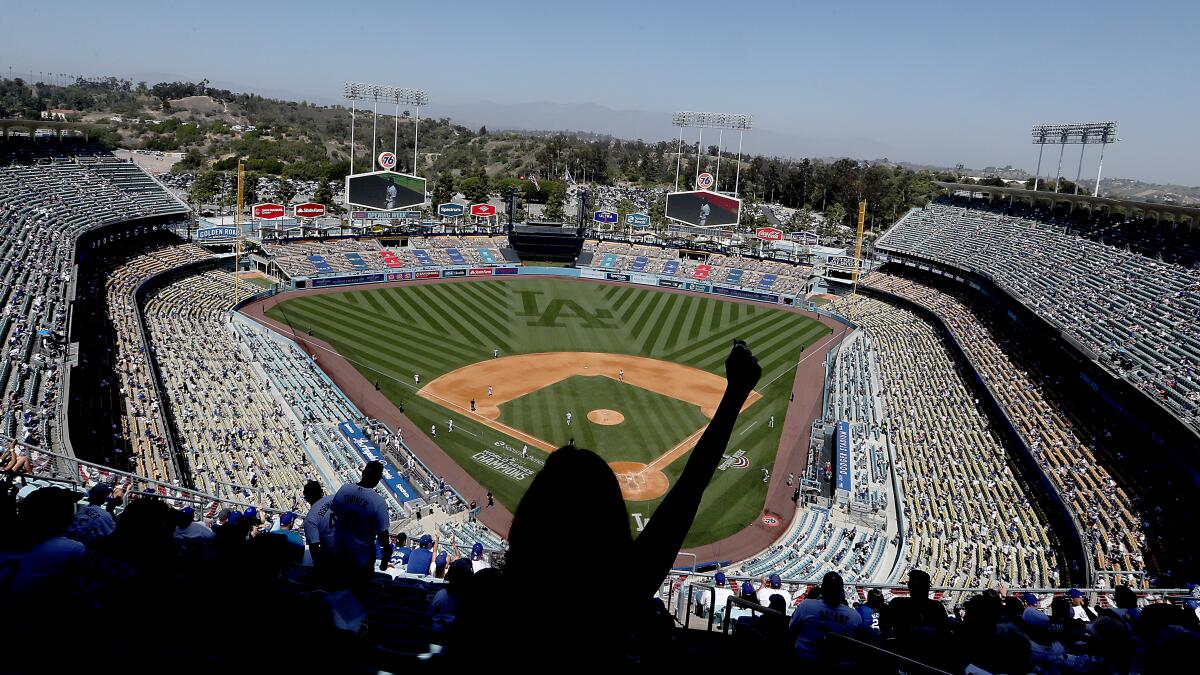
[435,551,448,566]
[279,512,296,526]
[419,534,433,548]
[741,581,754,596]
[226,511,242,525]
[244,506,258,521]
[1023,592,1039,606]
[714,572,727,587]
[87,484,113,500]
[471,542,483,559]
[768,573,782,589]
[1067,588,1084,599]
[181,506,195,518]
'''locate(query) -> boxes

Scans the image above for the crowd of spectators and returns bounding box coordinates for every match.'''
[825,293,1058,596]
[262,236,509,278]
[584,240,813,295]
[0,156,188,464]
[875,197,1200,430]
[864,271,1154,583]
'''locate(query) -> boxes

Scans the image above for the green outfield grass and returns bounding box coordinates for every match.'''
[265,277,830,546]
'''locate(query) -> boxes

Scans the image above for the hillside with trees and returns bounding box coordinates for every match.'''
[1,76,946,233]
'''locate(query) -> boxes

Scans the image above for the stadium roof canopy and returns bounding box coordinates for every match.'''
[936,181,1200,226]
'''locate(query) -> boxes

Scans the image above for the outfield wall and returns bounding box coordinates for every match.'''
[286,264,804,306]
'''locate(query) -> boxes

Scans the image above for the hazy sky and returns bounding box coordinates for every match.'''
[2,0,1196,185]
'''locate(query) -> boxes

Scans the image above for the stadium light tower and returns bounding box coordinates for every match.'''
[1030,121,1118,196]
[672,111,753,195]
[344,82,430,175]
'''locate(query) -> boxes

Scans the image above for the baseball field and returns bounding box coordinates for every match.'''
[265,277,830,546]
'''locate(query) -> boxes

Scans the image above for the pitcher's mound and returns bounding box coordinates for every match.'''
[587,408,625,425]
[609,461,669,501]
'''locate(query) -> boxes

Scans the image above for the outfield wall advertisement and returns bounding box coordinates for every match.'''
[291,264,796,304]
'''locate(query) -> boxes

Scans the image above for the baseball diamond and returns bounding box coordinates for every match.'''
[264,276,830,546]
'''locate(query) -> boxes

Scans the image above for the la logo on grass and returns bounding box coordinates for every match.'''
[516,290,616,329]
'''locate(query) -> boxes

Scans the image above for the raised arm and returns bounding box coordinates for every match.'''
[631,340,761,596]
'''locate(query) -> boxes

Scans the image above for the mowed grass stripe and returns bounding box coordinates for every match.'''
[639,292,681,353]
[688,296,712,340]
[691,316,818,373]
[609,285,635,312]
[432,283,516,347]
[455,280,513,322]
[285,296,483,372]
[387,284,450,334]
[666,308,787,365]
[378,289,412,322]
[628,288,670,340]
[618,285,652,325]
[301,293,487,357]
[404,284,489,347]
[662,295,695,351]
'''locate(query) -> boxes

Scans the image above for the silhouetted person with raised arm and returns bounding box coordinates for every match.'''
[452,340,760,665]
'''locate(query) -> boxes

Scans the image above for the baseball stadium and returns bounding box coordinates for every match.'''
[3,16,1200,669]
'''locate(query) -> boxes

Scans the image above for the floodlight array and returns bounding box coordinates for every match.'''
[672,111,753,130]
[343,82,429,106]
[1031,121,1118,144]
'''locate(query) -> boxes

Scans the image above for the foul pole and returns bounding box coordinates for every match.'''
[851,200,866,296]
[234,161,244,305]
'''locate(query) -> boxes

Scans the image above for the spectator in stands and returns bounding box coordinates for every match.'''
[434,550,448,578]
[430,557,474,622]
[394,532,411,567]
[330,461,392,586]
[270,512,304,563]
[469,541,489,572]
[1,439,32,475]
[857,588,885,634]
[452,340,760,665]
[1068,588,1097,623]
[407,533,435,575]
[756,573,791,607]
[881,569,950,663]
[788,571,862,664]
[1110,585,1142,623]
[700,571,733,620]
[67,483,115,544]
[1045,595,1089,647]
[302,480,334,570]
[174,506,214,541]
[1021,592,1049,629]
[0,486,85,594]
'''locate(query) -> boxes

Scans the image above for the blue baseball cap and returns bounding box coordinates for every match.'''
[419,534,433,548]
[472,542,483,559]
[768,573,782,589]
[227,511,242,524]
[181,506,194,518]
[714,572,727,587]
[1067,589,1084,599]
[87,484,112,499]
[435,551,448,565]
[244,506,258,521]
[741,581,754,595]
[1023,592,1039,606]
[279,512,296,526]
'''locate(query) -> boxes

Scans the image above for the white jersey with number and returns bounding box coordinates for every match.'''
[331,484,389,566]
